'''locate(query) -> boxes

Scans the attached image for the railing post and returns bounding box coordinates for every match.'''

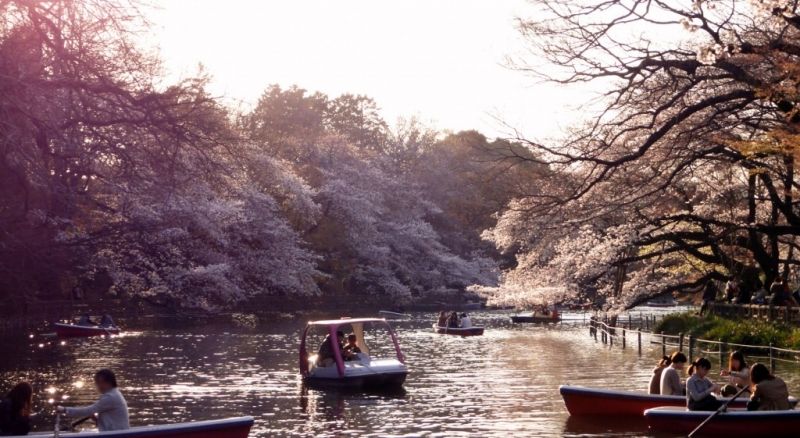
[628,314,632,329]
[622,328,626,349]
[770,343,775,373]
[679,332,684,352]
[661,331,666,356]
[688,335,694,363]
[610,329,614,347]
[638,329,642,354]
[718,339,724,366]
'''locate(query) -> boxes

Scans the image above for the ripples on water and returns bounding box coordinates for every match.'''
[2,310,799,437]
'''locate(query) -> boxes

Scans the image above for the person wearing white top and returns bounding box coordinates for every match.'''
[58,369,129,431]
[460,313,472,328]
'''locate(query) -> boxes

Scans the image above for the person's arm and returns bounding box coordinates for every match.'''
[687,378,716,401]
[65,393,113,418]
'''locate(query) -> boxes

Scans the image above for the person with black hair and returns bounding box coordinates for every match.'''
[686,358,722,411]
[316,331,345,367]
[0,382,32,436]
[649,355,671,394]
[748,363,791,411]
[660,351,688,396]
[57,369,129,431]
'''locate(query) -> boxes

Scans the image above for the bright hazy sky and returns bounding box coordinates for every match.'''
[148,0,588,140]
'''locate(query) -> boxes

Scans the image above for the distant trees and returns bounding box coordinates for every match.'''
[1,1,542,311]
[486,0,800,308]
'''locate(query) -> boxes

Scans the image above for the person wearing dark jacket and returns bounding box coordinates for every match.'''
[0,382,33,436]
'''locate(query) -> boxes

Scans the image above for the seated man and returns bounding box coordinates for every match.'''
[316,331,344,367]
[57,369,129,431]
[342,334,362,361]
[77,314,95,326]
[460,313,472,328]
[99,314,115,328]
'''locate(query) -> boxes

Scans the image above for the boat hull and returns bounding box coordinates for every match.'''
[645,406,800,437]
[511,315,560,324]
[19,416,253,438]
[53,323,120,338]
[560,385,751,416]
[432,325,484,336]
[305,371,408,389]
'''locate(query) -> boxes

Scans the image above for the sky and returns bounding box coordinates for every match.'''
[146,0,591,140]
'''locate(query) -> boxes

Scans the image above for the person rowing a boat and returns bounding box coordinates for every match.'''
[748,363,790,411]
[686,358,723,411]
[57,369,129,431]
[437,312,448,327]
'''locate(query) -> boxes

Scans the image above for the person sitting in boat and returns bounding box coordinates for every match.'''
[0,382,33,436]
[446,312,459,328]
[77,314,96,326]
[720,350,749,397]
[99,314,115,328]
[686,358,722,411]
[748,363,790,411]
[660,351,687,396]
[649,355,671,395]
[57,369,129,431]
[316,331,344,367]
[437,311,448,327]
[460,313,472,328]
[342,334,362,361]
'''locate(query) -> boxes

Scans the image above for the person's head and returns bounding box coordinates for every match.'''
[336,330,344,340]
[728,351,747,372]
[439,311,446,318]
[347,334,357,345]
[6,382,32,415]
[461,313,467,318]
[657,355,672,368]
[750,363,774,384]
[94,369,117,393]
[669,351,687,369]
[688,358,712,377]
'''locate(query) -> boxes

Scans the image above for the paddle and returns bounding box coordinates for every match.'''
[688,385,750,438]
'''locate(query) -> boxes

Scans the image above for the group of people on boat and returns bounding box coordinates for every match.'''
[316,331,363,366]
[436,311,472,328]
[1,368,129,435]
[649,350,791,411]
[76,314,116,328]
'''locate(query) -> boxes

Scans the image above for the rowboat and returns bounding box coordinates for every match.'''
[560,385,752,416]
[300,317,408,389]
[644,406,800,437]
[13,416,254,438]
[53,323,120,338]
[511,312,561,324]
[432,325,484,336]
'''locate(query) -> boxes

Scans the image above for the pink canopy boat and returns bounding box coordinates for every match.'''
[299,317,408,389]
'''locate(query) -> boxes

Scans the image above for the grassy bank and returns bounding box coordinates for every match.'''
[655,312,800,350]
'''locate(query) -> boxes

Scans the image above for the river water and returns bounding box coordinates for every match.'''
[2,309,799,437]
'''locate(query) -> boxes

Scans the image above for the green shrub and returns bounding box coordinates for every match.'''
[655,312,798,349]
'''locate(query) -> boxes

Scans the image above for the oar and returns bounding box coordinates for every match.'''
[71,415,94,428]
[688,385,750,438]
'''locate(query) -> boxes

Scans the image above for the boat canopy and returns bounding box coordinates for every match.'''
[306,317,387,326]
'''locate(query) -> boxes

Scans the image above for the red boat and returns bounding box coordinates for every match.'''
[645,406,800,437]
[560,385,751,416]
[53,323,120,338]
[9,416,253,438]
[432,325,484,336]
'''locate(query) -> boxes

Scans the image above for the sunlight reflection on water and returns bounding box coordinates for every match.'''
[3,310,799,437]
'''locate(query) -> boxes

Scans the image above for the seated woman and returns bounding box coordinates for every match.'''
[686,358,722,411]
[316,331,344,367]
[446,312,459,328]
[659,351,687,396]
[0,382,33,436]
[437,311,447,327]
[342,334,362,361]
[649,355,671,395]
[748,363,791,411]
[720,350,749,396]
